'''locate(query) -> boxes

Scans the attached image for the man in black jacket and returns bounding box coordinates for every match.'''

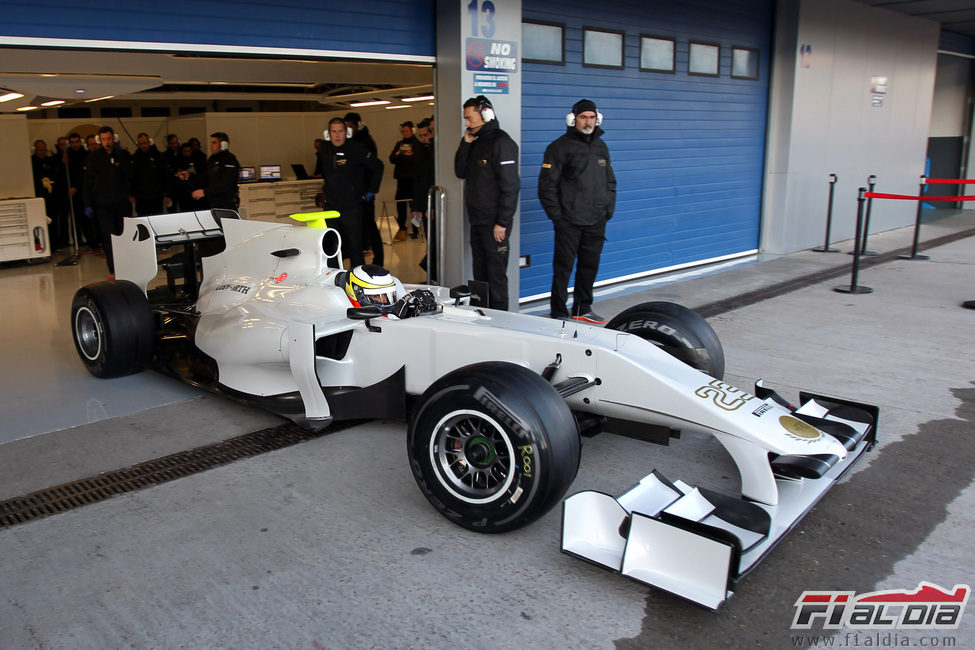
[131,133,169,216]
[188,132,240,210]
[538,99,617,324]
[454,96,519,311]
[319,117,384,267]
[412,119,436,278]
[84,126,132,276]
[31,139,68,249]
[389,121,420,240]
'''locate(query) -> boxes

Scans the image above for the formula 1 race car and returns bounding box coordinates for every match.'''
[70,210,877,609]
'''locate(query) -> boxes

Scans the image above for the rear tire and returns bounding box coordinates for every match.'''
[71,280,155,378]
[606,301,725,379]
[408,361,580,533]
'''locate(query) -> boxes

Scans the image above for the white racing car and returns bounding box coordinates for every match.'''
[71,210,877,609]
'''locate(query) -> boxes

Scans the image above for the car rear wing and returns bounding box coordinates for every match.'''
[561,383,877,610]
[113,210,235,294]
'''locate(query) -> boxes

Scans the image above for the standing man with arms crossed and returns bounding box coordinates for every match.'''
[538,99,616,324]
[454,95,519,311]
[318,117,384,268]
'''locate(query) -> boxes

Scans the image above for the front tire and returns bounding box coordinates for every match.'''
[606,301,725,379]
[71,280,155,378]
[408,361,580,533]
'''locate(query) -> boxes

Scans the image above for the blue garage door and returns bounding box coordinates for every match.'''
[0,0,434,59]
[520,0,772,299]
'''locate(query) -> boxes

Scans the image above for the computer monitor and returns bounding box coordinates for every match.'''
[259,164,282,181]
[239,166,256,183]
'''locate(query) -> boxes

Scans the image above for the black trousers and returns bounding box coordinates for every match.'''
[333,202,365,268]
[360,198,383,267]
[135,197,164,217]
[470,224,509,311]
[550,220,606,317]
[394,180,413,231]
[96,202,133,274]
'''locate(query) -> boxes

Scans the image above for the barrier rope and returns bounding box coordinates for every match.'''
[865,192,975,201]
[924,178,975,184]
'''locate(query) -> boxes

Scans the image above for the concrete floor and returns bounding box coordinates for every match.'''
[0,211,973,648]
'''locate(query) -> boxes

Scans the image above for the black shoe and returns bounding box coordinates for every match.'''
[549,312,569,320]
[571,311,606,325]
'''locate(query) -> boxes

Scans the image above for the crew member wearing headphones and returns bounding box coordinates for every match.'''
[454,95,520,311]
[84,125,133,277]
[188,132,240,210]
[537,99,617,324]
[318,116,384,267]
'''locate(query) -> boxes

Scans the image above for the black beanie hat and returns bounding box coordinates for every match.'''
[572,99,598,116]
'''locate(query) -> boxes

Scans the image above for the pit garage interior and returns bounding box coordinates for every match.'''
[1,0,975,645]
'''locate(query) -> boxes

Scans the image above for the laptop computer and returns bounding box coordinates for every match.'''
[292,163,310,180]
[259,164,282,182]
[239,166,257,183]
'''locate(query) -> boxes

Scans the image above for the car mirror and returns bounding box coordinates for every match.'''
[347,305,383,320]
[449,285,472,306]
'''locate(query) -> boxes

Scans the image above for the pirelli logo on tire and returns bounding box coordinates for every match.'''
[473,386,530,438]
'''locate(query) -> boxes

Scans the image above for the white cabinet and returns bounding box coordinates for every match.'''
[0,198,49,263]
[238,180,321,224]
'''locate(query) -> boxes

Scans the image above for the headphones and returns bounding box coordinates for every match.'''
[477,97,495,123]
[220,140,228,151]
[566,110,603,127]
[323,126,353,141]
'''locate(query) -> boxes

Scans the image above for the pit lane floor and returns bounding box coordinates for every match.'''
[1,211,973,648]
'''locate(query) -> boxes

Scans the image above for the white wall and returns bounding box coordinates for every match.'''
[0,115,34,199]
[763,0,939,254]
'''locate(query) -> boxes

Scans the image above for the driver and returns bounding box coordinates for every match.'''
[340,264,439,318]
[343,264,403,309]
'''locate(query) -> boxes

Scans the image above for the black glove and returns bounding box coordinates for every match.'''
[390,289,439,319]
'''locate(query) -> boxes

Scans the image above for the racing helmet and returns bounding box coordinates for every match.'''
[344,264,402,308]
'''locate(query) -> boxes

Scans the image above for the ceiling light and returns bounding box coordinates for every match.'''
[0,92,24,103]
[385,104,410,110]
[17,106,38,111]
[348,100,390,107]
[84,96,114,103]
[40,99,65,107]
[402,95,434,102]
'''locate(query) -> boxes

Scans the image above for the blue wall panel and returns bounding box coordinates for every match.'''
[521,0,772,298]
[1,0,434,58]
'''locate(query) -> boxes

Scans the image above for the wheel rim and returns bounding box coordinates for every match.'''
[429,409,517,504]
[75,304,103,362]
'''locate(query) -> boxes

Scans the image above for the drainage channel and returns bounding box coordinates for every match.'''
[0,419,363,529]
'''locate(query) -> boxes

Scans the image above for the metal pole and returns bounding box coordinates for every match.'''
[813,173,839,252]
[834,187,873,294]
[426,185,446,286]
[56,156,80,267]
[898,175,930,261]
[856,174,878,256]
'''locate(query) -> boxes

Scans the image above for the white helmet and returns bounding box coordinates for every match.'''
[344,264,404,309]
